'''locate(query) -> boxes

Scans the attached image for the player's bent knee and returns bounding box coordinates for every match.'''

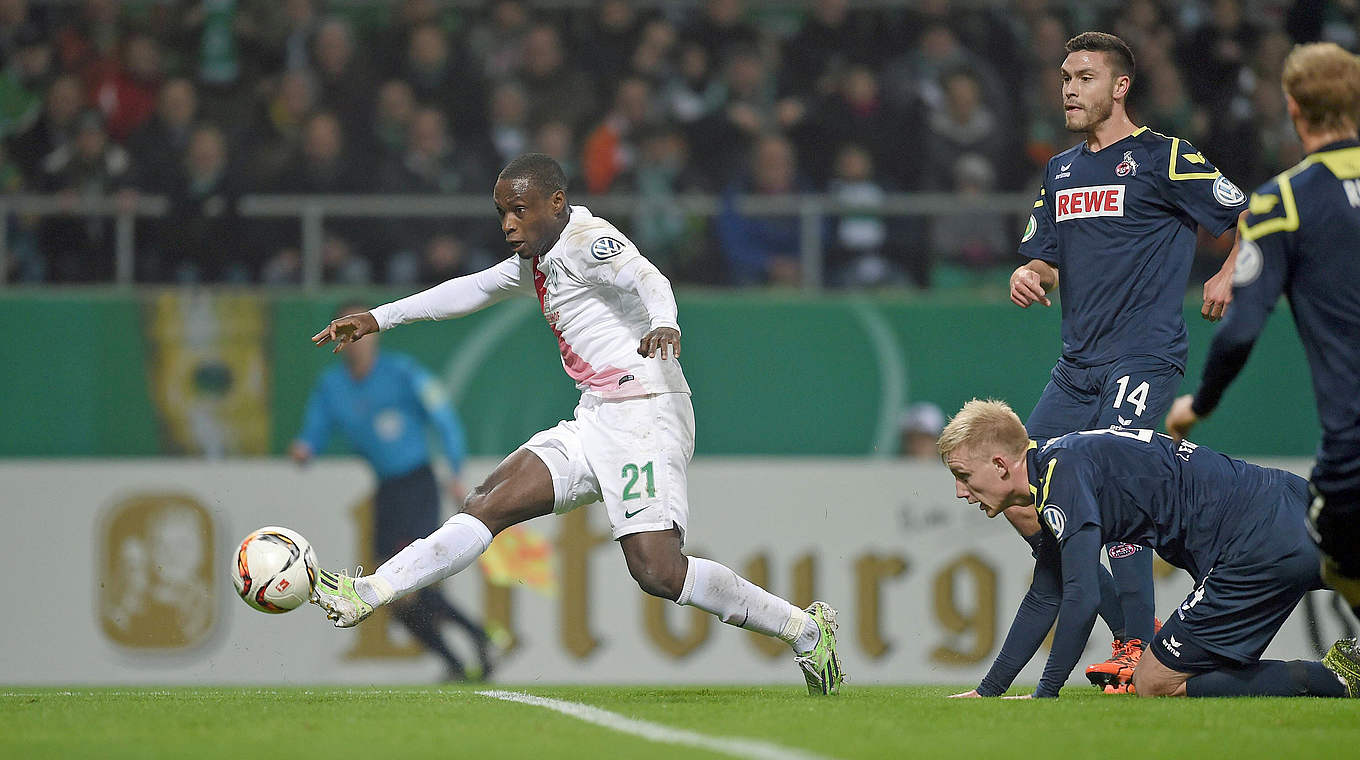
[627,558,684,600]
[1132,657,1188,698]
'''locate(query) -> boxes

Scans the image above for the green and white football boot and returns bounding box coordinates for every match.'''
[1322,637,1360,697]
[311,567,374,628]
[795,601,845,696]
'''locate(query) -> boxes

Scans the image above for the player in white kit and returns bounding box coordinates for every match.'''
[309,153,844,694]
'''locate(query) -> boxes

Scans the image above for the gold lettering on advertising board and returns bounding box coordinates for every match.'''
[930,553,997,665]
[855,554,909,658]
[558,509,611,658]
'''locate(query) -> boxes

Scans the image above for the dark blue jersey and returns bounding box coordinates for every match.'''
[1192,139,1360,497]
[1023,428,1306,695]
[1019,128,1245,370]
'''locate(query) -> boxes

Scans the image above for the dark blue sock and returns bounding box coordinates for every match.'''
[1186,660,1347,697]
[1096,563,1126,640]
[393,595,466,676]
[1108,544,1155,642]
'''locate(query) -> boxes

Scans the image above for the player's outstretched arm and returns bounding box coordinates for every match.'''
[1034,526,1103,697]
[312,311,379,353]
[1010,260,1058,308]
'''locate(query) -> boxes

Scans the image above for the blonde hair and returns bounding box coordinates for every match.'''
[937,399,1030,460]
[1283,42,1360,133]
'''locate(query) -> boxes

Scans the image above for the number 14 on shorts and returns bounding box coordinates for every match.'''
[621,461,656,501]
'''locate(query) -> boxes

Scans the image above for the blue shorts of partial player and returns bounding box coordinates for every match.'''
[1026,354,1182,439]
[375,463,441,561]
[1151,478,1324,673]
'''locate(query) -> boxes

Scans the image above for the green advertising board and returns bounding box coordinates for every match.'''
[0,289,1317,459]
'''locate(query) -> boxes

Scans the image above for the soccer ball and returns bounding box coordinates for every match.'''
[232,526,318,613]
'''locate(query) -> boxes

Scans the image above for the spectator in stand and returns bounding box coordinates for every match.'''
[379,107,490,280]
[381,107,488,197]
[683,0,758,64]
[531,118,578,189]
[628,17,678,85]
[1018,13,1071,175]
[0,140,40,282]
[262,233,370,286]
[781,0,884,101]
[923,68,1005,192]
[1108,0,1176,58]
[239,69,314,189]
[374,0,444,80]
[35,109,135,282]
[86,32,160,142]
[8,72,83,180]
[403,22,485,142]
[578,0,640,89]
[259,111,370,283]
[53,0,120,80]
[485,79,529,168]
[312,17,374,139]
[0,22,53,141]
[466,0,529,83]
[582,75,653,194]
[1178,0,1258,114]
[1138,52,1202,148]
[418,233,493,285]
[664,40,724,128]
[930,153,1009,275]
[281,110,366,195]
[258,0,318,74]
[126,77,197,194]
[881,23,1004,127]
[370,78,417,164]
[897,402,946,460]
[689,47,797,187]
[826,143,900,289]
[804,65,907,189]
[0,0,45,68]
[157,124,244,283]
[716,133,812,287]
[624,124,711,276]
[517,23,596,132]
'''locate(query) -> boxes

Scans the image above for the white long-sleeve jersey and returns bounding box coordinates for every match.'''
[371,206,690,399]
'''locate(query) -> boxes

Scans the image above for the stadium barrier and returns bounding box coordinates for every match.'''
[0,191,1031,290]
[2,457,1350,686]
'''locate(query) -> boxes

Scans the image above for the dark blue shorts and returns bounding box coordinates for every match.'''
[1151,480,1322,673]
[374,464,441,561]
[1026,355,1182,439]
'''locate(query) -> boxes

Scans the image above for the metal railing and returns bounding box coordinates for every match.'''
[1,191,1032,290]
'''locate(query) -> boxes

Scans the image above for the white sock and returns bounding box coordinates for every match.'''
[677,556,810,651]
[369,513,493,602]
[793,616,822,655]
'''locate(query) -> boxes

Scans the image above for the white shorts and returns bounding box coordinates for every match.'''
[520,392,695,542]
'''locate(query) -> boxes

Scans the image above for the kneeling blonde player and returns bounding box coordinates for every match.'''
[939,399,1359,698]
[309,153,844,694]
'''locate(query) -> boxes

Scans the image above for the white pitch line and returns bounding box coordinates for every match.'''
[477,690,838,760]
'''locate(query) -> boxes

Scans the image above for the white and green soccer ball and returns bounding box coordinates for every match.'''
[231,526,318,613]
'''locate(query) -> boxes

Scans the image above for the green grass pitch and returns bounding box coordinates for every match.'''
[3,685,1356,759]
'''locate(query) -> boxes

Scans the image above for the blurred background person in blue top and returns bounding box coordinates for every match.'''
[291,301,494,681]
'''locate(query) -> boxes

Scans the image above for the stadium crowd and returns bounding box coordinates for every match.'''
[0,0,1347,286]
